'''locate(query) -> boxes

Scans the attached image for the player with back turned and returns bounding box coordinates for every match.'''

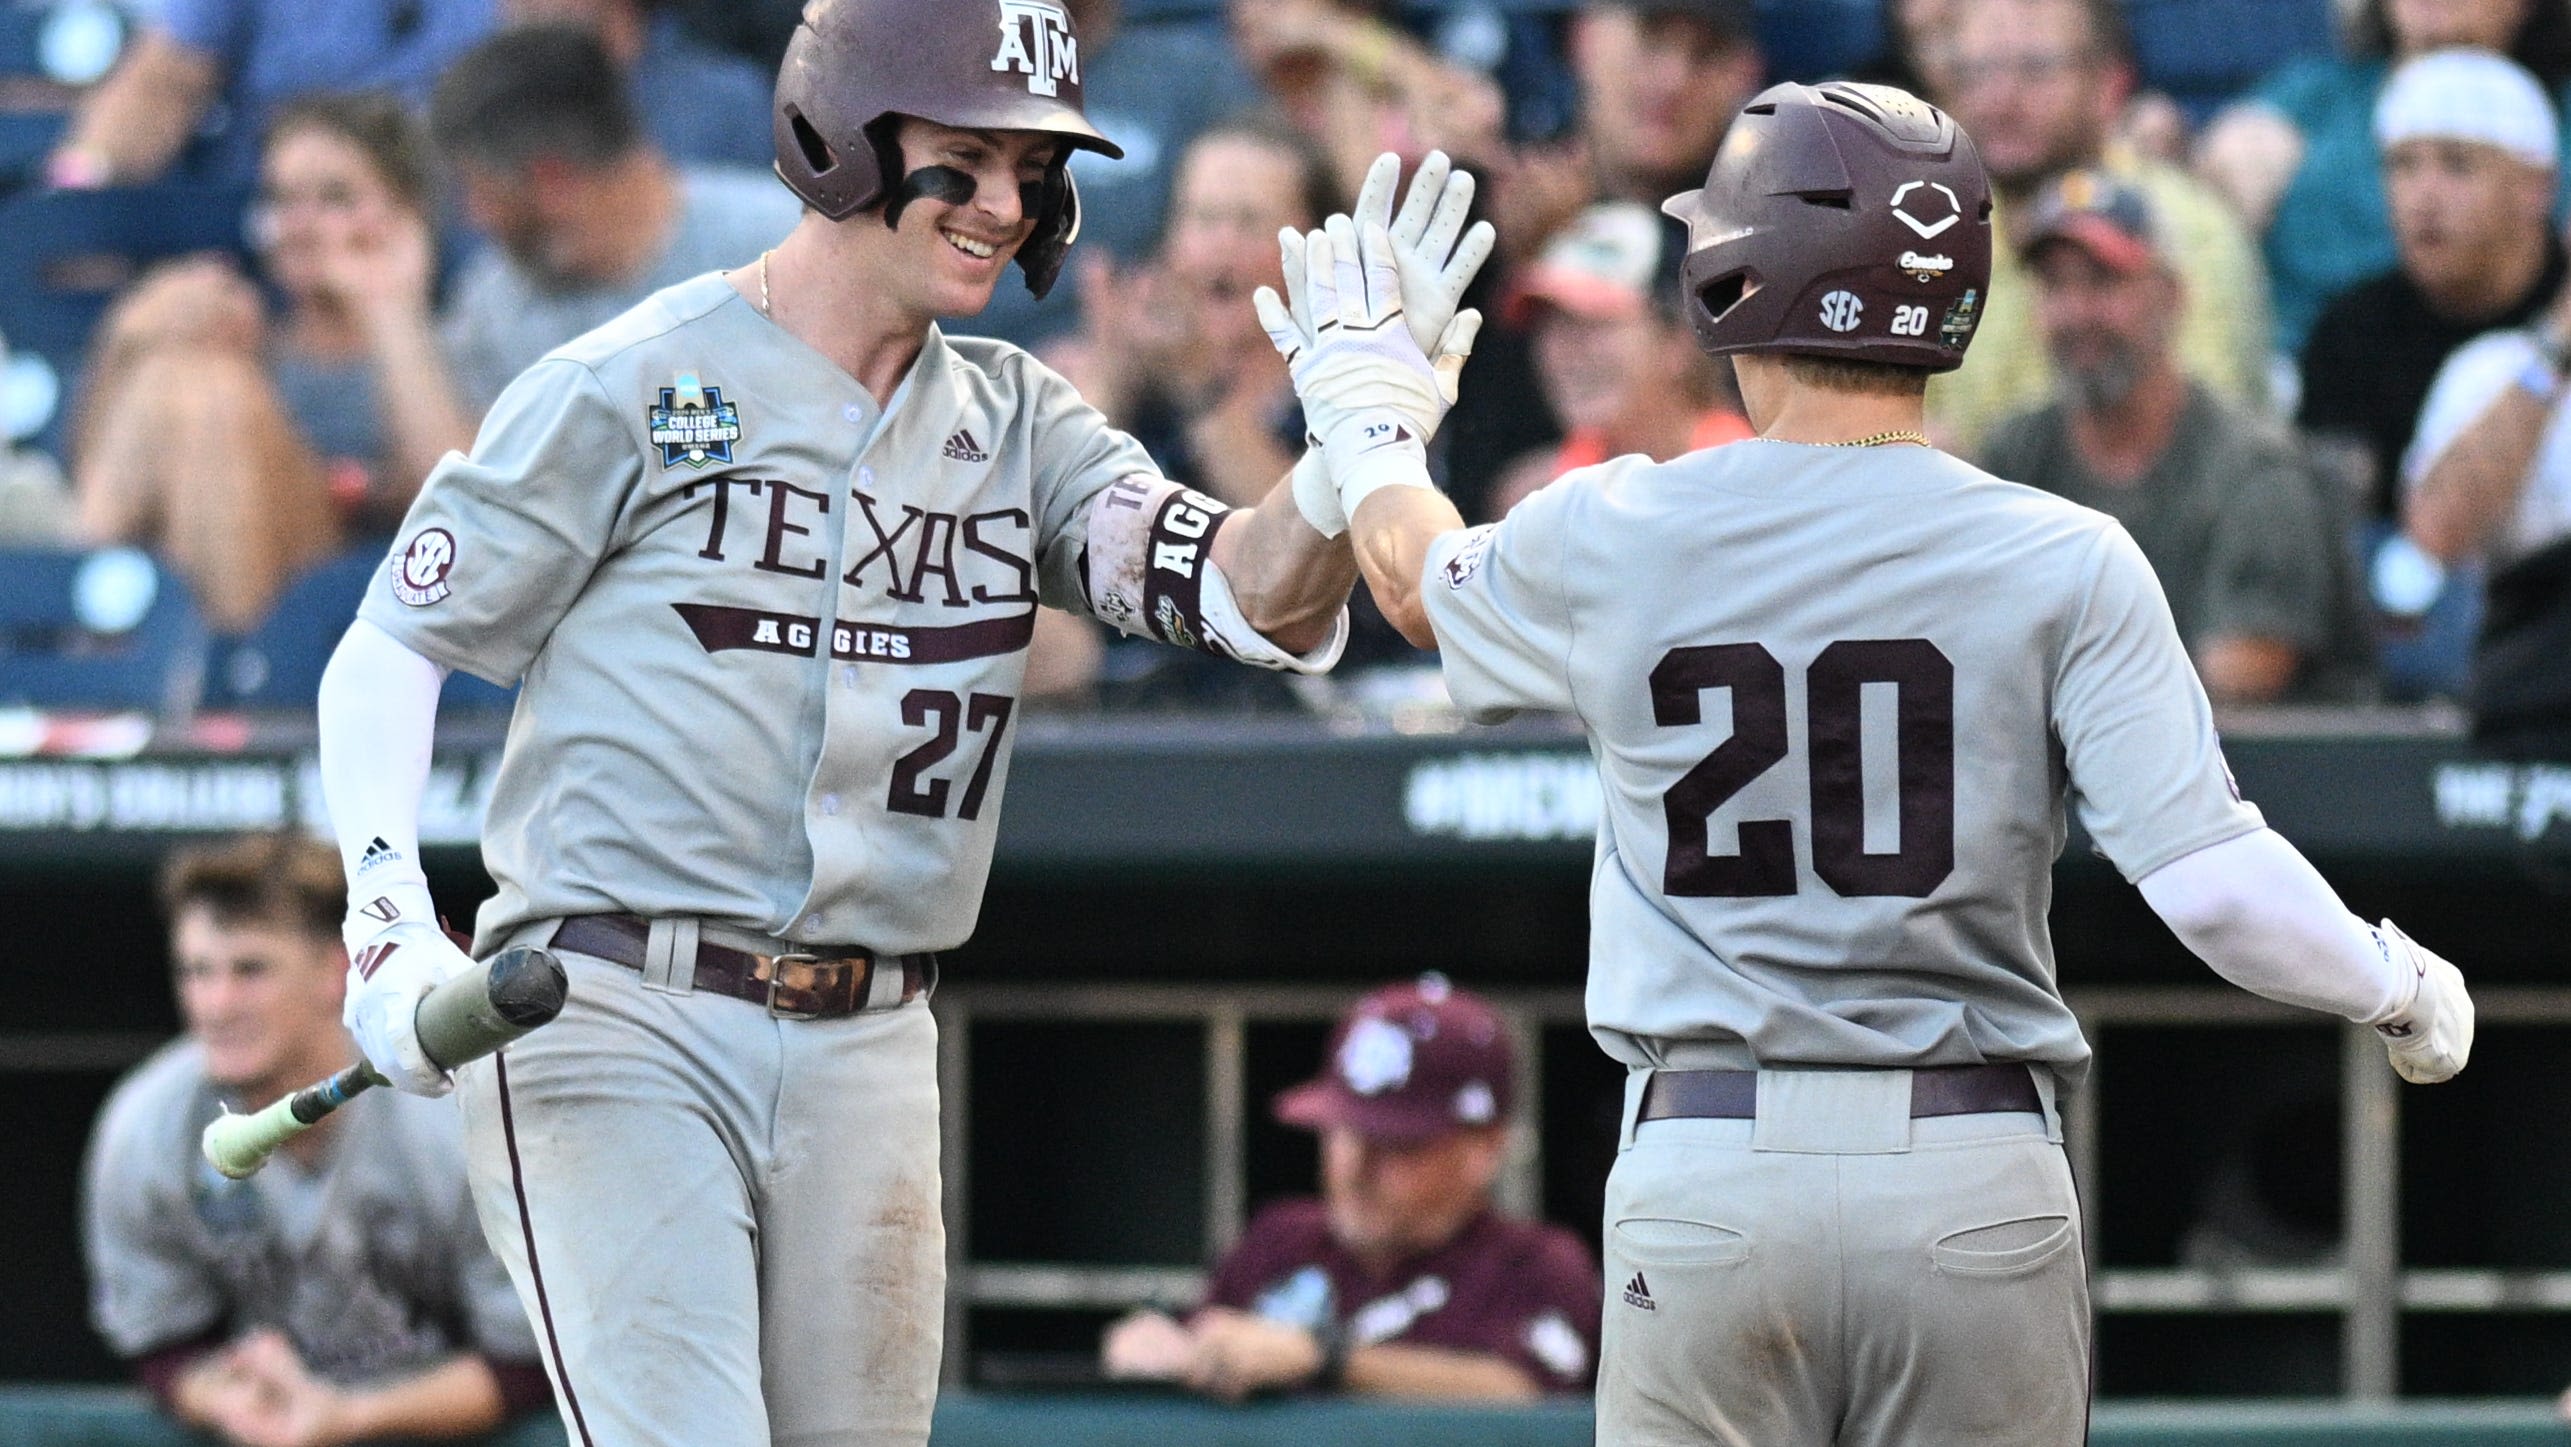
[307,0,1489,1443]
[1262,82,2476,1443]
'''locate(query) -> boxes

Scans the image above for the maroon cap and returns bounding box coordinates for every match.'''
[2020,169,2160,275]
[1275,975,1516,1144]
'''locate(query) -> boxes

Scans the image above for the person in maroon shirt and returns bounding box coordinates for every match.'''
[1102,975,1601,1400]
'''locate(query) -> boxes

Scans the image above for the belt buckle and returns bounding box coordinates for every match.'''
[760,951,824,1020]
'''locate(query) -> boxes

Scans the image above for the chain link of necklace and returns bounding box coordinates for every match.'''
[758,249,773,318]
[1821,429,1932,448]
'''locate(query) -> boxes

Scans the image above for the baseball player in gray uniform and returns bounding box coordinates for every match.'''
[304,0,1491,1443]
[1261,82,2477,1444]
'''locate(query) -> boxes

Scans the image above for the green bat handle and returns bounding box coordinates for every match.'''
[199,946,567,1179]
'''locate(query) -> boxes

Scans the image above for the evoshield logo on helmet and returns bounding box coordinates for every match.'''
[990,0,1078,97]
[1889,181,1962,239]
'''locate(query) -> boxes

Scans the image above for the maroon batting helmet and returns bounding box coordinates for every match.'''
[772,0,1124,298]
[1662,81,1991,372]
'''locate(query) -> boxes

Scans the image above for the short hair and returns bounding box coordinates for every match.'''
[265,90,436,213]
[1178,110,1338,235]
[2062,0,2135,70]
[1781,354,1931,397]
[429,24,642,172]
[158,833,344,941]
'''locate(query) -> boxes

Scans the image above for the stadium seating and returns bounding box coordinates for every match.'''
[0,181,252,458]
[0,543,204,715]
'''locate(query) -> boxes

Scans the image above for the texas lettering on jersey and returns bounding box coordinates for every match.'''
[672,474,1041,665]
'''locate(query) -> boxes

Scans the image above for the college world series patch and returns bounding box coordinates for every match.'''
[648,372,742,468]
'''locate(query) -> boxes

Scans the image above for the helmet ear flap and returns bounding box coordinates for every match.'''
[1015,161,1080,299]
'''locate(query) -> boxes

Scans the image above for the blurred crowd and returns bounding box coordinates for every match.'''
[0,0,2566,751]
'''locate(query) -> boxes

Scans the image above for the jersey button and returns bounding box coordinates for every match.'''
[804,913,826,932]
[842,404,864,423]
[820,794,841,816]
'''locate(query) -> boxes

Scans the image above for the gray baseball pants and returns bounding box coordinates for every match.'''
[1596,1067,2090,1446]
[454,931,944,1447]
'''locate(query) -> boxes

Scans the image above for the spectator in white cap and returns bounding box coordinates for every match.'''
[1484,201,1750,520]
[2196,0,2571,356]
[2298,49,2565,539]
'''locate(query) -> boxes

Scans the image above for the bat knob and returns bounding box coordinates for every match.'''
[485,946,569,1028]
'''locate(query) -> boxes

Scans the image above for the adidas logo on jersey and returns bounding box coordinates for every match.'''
[942,429,988,463]
[1622,1272,1655,1311]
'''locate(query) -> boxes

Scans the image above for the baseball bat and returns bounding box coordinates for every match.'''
[200,945,568,1179]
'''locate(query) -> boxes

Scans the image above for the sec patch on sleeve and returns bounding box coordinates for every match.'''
[391,528,456,607]
[1443,525,1498,589]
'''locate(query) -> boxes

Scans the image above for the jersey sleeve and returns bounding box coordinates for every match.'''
[81,1083,222,1358]
[1015,352,1164,615]
[2053,524,2266,880]
[1418,477,1583,721]
[355,358,642,686]
[1491,1226,1602,1393]
[2402,330,2530,487]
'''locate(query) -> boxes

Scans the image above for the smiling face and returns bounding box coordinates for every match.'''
[172,904,345,1099]
[868,116,1068,320]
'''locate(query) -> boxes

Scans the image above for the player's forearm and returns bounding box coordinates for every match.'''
[1207,485,1358,653]
[1341,1342,1541,1401]
[1351,484,1464,649]
[54,32,216,185]
[317,619,448,891]
[2408,379,2552,563]
[2135,829,2405,1022]
[331,1354,508,1442]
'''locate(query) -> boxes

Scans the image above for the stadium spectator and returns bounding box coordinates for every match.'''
[2198,0,2571,358]
[1228,0,1508,199]
[429,25,799,414]
[46,0,492,188]
[2298,50,2563,528]
[1923,0,2272,453]
[71,94,472,631]
[2391,258,2571,753]
[1981,172,2370,705]
[501,0,776,171]
[1049,116,1330,508]
[1444,0,1761,524]
[80,833,551,1447]
[1484,201,1749,520]
[1482,0,1762,270]
[1850,0,1957,98]
[1101,977,1599,1401]
[965,0,1266,347]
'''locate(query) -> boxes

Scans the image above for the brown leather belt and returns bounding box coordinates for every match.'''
[1639,1063,2042,1122]
[550,914,936,1020]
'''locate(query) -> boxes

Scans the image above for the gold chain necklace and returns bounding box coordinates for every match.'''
[1822,429,1932,448]
[758,249,773,318]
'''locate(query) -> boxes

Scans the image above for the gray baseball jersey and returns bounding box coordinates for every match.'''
[1421,440,2262,1078]
[361,272,1333,957]
[82,1039,534,1381]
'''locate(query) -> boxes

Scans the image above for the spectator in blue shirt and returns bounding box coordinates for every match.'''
[48,0,494,187]
[2196,0,2571,357]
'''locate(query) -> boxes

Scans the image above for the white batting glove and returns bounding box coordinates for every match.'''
[1351,149,1497,363]
[341,880,478,1096]
[1259,218,1478,525]
[1286,158,1493,538]
[2368,918,2473,1084]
